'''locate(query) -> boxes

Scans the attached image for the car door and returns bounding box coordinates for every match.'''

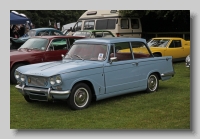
[104,42,140,94]
[43,38,69,62]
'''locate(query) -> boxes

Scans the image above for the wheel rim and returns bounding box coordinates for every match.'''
[148,75,157,91]
[74,87,89,108]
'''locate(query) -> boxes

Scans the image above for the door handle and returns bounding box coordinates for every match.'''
[132,62,138,66]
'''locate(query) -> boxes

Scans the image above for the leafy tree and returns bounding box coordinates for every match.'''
[119,10,190,32]
[11,10,86,28]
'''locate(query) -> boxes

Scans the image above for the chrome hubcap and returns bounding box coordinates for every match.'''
[148,75,157,91]
[74,88,89,107]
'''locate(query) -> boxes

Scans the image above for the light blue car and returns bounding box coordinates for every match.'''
[15,38,175,110]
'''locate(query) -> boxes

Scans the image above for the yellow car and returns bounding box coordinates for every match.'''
[147,37,190,61]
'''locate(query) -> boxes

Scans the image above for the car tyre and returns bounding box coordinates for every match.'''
[146,73,159,93]
[10,63,25,84]
[24,95,35,103]
[67,83,92,110]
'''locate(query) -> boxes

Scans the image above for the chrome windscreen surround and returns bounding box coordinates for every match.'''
[27,76,48,87]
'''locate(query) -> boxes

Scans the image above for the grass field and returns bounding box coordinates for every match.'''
[10,62,190,129]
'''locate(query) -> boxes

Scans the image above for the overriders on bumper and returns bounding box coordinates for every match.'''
[15,84,71,101]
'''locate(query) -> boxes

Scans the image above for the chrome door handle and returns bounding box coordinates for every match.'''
[132,62,138,66]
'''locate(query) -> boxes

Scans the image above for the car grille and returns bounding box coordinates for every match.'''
[27,76,48,87]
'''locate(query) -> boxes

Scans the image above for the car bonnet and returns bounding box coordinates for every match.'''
[17,60,104,77]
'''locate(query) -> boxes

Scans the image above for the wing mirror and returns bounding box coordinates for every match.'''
[110,57,117,64]
[61,54,64,59]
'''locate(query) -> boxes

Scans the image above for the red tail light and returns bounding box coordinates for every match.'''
[116,33,120,37]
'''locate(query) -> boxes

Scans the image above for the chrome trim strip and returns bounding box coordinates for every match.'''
[15,85,71,96]
[161,71,175,77]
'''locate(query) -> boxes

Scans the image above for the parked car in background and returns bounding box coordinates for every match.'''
[15,38,174,110]
[185,55,190,68]
[10,35,85,84]
[147,37,190,61]
[72,30,115,38]
[10,28,64,50]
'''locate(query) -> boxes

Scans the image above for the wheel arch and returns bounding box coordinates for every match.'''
[11,61,30,71]
[72,80,96,101]
[147,71,161,80]
[153,52,162,57]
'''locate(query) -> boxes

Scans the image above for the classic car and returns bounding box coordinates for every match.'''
[185,55,190,68]
[72,30,115,38]
[15,38,174,110]
[10,35,85,84]
[10,28,64,49]
[147,37,190,61]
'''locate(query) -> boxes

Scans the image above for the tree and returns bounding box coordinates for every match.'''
[119,10,190,32]
[11,10,86,29]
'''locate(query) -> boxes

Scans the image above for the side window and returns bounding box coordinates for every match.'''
[95,32,103,37]
[110,42,132,61]
[103,32,114,38]
[49,39,68,51]
[68,38,76,48]
[174,40,182,48]
[131,42,151,59]
[121,19,129,29]
[96,19,116,30]
[169,40,182,48]
[73,21,82,31]
[51,31,62,36]
[96,19,107,29]
[37,31,49,36]
[131,19,139,29]
[84,20,95,30]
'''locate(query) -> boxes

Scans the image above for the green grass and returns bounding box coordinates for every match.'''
[10,62,190,129]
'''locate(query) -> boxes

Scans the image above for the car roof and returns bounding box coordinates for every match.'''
[152,37,183,40]
[31,35,85,39]
[77,30,113,33]
[75,37,147,44]
[31,28,58,31]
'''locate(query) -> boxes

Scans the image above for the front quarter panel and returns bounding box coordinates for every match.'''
[60,66,105,95]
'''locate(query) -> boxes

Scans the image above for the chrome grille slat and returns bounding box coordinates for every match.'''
[27,76,48,87]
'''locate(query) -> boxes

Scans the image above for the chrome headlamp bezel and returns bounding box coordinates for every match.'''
[14,70,21,80]
[20,74,26,82]
[14,70,26,83]
[49,75,62,86]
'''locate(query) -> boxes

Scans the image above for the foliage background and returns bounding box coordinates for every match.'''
[12,10,190,32]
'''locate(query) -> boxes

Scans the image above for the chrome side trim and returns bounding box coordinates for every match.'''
[161,71,175,77]
[15,85,71,96]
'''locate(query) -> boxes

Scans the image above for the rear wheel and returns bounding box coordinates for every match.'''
[10,63,25,84]
[67,83,92,110]
[146,73,159,93]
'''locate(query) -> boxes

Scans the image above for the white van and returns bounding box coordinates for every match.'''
[68,10,142,38]
[62,22,76,32]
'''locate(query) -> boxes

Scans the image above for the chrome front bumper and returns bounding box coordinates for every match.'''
[15,85,71,101]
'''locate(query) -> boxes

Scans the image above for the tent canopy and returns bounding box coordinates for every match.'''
[10,12,31,24]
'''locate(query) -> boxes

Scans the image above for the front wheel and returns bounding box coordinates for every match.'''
[24,95,35,103]
[67,83,92,110]
[146,73,159,93]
